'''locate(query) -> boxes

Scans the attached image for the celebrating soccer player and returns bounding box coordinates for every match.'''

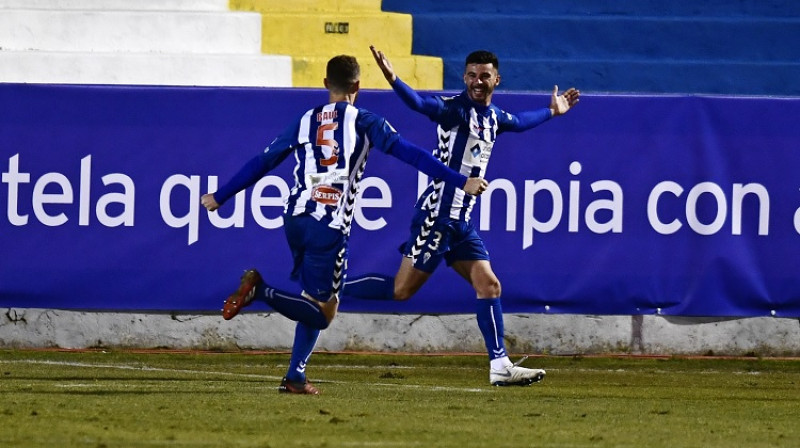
[202,54,487,394]
[343,46,580,386]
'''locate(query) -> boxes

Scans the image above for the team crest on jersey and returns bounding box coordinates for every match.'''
[311,185,342,205]
[470,143,482,158]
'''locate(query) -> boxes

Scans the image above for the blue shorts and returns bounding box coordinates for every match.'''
[283,214,347,302]
[399,208,490,274]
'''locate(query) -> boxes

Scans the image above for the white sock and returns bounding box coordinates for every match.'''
[490,356,513,371]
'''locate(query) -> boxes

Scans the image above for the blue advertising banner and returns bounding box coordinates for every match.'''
[1,83,799,317]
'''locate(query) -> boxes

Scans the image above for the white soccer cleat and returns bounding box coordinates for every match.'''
[489,358,546,386]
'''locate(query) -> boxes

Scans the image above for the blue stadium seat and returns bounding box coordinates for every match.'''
[382,0,800,95]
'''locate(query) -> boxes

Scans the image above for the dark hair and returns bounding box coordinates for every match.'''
[465,50,499,69]
[326,55,360,91]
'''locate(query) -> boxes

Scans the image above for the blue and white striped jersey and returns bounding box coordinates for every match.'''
[213,96,472,235]
[213,101,400,232]
[413,90,551,221]
[272,102,399,230]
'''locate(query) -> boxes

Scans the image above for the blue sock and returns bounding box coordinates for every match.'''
[476,298,507,360]
[342,273,395,300]
[286,322,320,383]
[254,282,330,330]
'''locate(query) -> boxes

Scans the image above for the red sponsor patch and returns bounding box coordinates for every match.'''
[311,185,342,205]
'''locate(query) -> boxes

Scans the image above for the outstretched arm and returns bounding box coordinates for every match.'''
[506,85,581,132]
[358,109,485,195]
[201,153,274,211]
[201,145,292,211]
[388,137,488,196]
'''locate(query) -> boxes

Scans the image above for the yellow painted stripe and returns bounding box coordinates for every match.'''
[260,13,412,55]
[229,0,442,90]
[293,55,442,90]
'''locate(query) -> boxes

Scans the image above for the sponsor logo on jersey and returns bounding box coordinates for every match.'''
[311,185,342,205]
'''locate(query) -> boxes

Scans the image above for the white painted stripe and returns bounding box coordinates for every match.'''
[0,359,487,393]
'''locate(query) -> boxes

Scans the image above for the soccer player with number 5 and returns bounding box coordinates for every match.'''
[202,55,487,394]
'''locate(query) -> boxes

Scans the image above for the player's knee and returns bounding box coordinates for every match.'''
[314,295,338,328]
[393,288,414,301]
[476,279,501,298]
[394,282,422,301]
[313,310,335,330]
[392,268,428,301]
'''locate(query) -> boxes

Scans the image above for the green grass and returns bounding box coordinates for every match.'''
[1,350,799,447]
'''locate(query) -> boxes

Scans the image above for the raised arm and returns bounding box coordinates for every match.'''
[370,45,396,83]
[370,45,442,117]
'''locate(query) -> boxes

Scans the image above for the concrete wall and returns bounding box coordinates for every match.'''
[2,308,799,356]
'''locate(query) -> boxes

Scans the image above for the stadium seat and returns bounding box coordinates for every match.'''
[0,0,292,87]
[381,0,800,96]
[230,0,442,89]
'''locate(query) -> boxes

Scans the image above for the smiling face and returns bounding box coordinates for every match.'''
[463,62,500,106]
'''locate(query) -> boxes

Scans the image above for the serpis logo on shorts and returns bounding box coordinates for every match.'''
[311,185,342,205]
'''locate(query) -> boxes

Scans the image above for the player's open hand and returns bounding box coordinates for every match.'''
[370,45,397,83]
[464,177,489,196]
[550,85,580,116]
[201,193,220,212]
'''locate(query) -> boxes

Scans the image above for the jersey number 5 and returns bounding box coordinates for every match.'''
[317,122,340,166]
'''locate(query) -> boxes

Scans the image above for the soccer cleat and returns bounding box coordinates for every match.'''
[489,357,546,386]
[221,269,262,320]
[279,377,320,395]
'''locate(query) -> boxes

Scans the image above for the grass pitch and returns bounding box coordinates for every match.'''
[1,350,799,448]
